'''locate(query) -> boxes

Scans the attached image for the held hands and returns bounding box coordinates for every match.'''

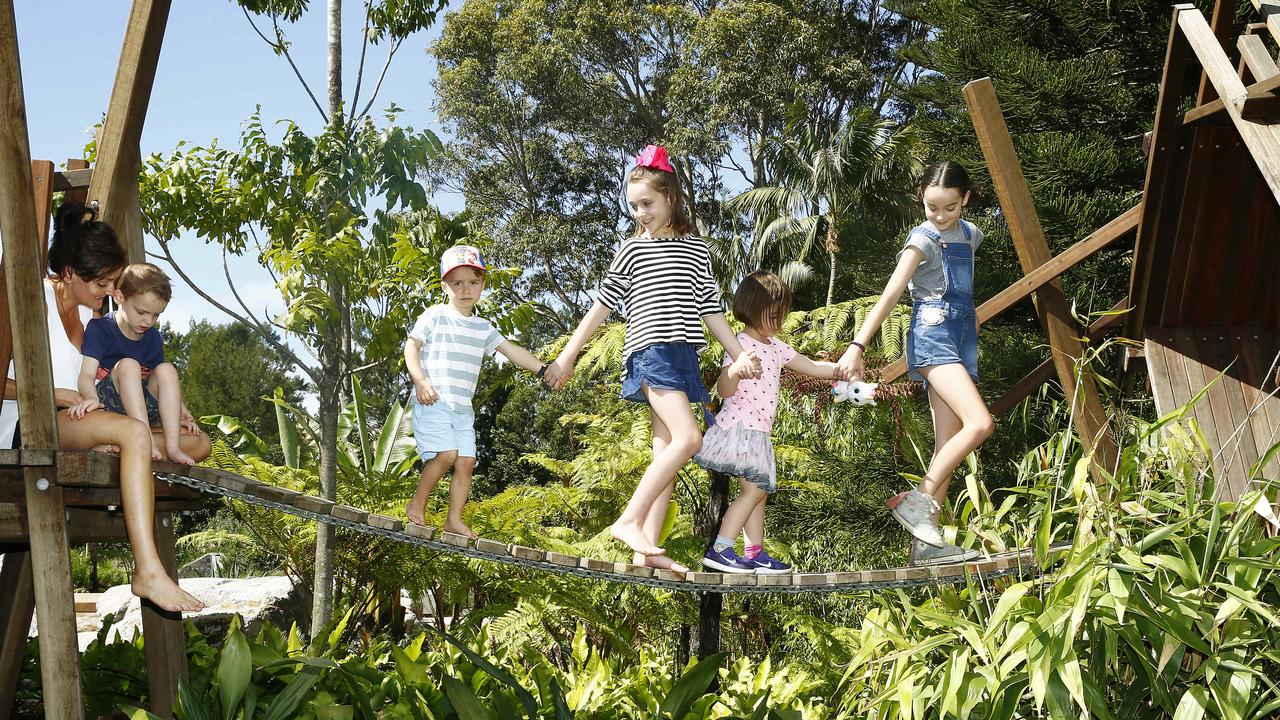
[543,357,575,391]
[414,378,440,405]
[836,345,865,383]
[728,349,763,380]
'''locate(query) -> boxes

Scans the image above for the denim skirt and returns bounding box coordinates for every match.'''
[620,342,712,405]
[906,300,979,387]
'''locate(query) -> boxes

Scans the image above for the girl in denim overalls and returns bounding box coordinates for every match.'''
[836,162,994,566]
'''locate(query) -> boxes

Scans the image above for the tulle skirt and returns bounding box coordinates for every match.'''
[694,420,776,493]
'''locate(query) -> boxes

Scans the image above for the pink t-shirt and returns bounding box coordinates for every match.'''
[714,333,797,432]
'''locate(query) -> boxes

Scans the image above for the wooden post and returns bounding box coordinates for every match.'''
[0,3,85,718]
[1197,0,1237,104]
[86,0,171,263]
[140,512,185,719]
[0,552,35,720]
[962,78,1120,477]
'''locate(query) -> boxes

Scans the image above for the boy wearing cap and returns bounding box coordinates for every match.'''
[404,245,550,538]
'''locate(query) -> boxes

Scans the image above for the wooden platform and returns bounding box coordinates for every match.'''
[1145,326,1280,498]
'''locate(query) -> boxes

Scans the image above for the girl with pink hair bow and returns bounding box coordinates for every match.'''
[544,145,762,572]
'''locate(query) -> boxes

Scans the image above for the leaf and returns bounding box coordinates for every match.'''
[273,387,302,469]
[217,621,253,720]
[659,653,724,718]
[1172,686,1208,720]
[121,707,164,720]
[442,675,490,720]
[428,625,538,716]
[262,666,322,720]
[177,678,213,720]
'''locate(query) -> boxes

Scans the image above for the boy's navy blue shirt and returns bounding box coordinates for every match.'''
[81,312,165,377]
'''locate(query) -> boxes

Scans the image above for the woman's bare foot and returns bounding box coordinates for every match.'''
[90,443,120,454]
[643,555,689,573]
[165,444,196,465]
[131,569,205,613]
[444,520,478,540]
[610,520,665,556]
[149,438,164,462]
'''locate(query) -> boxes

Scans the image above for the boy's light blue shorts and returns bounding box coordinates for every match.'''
[411,401,477,460]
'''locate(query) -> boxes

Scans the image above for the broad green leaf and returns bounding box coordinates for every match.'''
[262,667,322,720]
[659,653,724,718]
[217,621,252,720]
[442,675,490,720]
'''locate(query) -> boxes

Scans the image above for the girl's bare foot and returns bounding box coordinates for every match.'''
[405,503,426,526]
[444,520,478,540]
[643,555,689,573]
[90,443,120,454]
[150,438,164,462]
[166,445,196,465]
[131,569,205,613]
[610,520,665,556]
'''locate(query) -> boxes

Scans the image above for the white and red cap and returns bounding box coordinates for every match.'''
[440,245,486,279]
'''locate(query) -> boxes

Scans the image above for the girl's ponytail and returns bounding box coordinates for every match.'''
[48,202,126,281]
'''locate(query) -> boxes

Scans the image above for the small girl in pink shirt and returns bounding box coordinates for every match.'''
[695,271,842,574]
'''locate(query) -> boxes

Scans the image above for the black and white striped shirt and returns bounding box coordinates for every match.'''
[596,235,724,360]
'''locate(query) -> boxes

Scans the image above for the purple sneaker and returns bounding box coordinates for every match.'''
[745,549,792,574]
[702,546,757,574]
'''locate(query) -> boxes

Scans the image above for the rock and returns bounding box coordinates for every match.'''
[33,576,303,646]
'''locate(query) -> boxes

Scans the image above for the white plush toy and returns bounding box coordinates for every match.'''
[832,380,878,406]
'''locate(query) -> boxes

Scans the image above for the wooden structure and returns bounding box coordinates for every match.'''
[0,1,195,719]
[1128,2,1280,498]
[880,1,1280,498]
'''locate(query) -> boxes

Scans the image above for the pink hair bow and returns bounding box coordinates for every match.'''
[634,144,675,173]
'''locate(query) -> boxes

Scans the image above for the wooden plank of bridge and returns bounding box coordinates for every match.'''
[0,552,34,720]
[86,0,172,263]
[963,77,1119,477]
[0,3,84,716]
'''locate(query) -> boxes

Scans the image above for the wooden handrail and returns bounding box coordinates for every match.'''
[877,204,1141,384]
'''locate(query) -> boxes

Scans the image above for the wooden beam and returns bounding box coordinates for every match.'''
[86,0,171,263]
[0,5,85,717]
[51,167,92,192]
[1238,33,1280,83]
[1199,0,1238,104]
[1239,88,1280,120]
[989,300,1129,417]
[142,513,185,719]
[963,77,1119,474]
[0,552,34,720]
[1182,75,1280,125]
[1179,7,1280,200]
[879,204,1140,383]
[0,506,129,544]
[61,159,89,206]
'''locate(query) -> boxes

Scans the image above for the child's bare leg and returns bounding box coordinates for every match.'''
[637,483,688,573]
[149,363,193,464]
[611,387,700,556]
[444,456,477,539]
[112,359,161,461]
[407,450,457,525]
[738,483,769,547]
[917,364,993,508]
[58,411,204,612]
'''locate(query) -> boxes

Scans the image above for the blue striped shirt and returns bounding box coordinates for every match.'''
[408,304,505,413]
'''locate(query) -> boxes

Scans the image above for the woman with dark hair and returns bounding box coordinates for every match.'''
[0,202,208,612]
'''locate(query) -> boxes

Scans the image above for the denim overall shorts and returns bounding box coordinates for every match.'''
[905,221,979,389]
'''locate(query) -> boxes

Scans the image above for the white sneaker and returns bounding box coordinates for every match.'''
[910,538,980,566]
[887,491,945,547]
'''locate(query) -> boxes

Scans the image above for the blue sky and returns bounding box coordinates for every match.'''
[16,0,451,330]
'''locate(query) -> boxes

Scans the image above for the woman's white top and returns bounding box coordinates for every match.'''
[0,279,92,447]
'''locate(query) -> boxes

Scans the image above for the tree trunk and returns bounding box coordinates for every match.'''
[691,470,731,663]
[310,372,341,634]
[327,0,342,120]
[826,247,837,307]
